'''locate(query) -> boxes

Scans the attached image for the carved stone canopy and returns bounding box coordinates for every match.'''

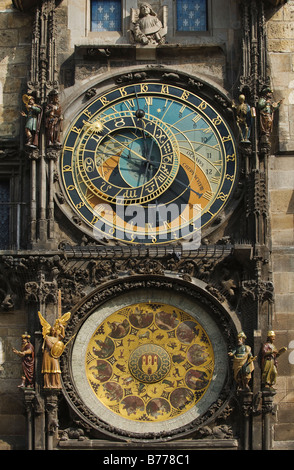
[12,0,287,12]
[12,0,41,11]
[12,0,63,11]
[264,0,287,5]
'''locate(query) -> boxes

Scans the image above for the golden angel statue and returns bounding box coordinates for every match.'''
[38,310,71,389]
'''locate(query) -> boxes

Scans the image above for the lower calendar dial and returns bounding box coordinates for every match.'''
[85,303,214,422]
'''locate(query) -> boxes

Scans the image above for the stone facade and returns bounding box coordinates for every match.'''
[0,0,33,449]
[0,0,33,139]
[0,0,293,451]
[267,1,294,448]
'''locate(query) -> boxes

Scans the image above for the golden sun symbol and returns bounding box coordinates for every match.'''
[83,119,104,133]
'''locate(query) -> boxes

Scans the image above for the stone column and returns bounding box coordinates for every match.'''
[44,389,60,450]
[23,389,36,450]
[239,390,253,450]
[46,148,60,240]
[262,389,276,450]
[25,148,40,246]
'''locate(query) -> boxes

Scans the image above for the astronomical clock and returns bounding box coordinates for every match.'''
[56,69,240,443]
[5,0,281,451]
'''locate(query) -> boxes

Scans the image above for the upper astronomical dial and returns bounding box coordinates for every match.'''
[61,81,238,244]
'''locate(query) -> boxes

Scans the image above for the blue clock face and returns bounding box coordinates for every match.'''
[61,82,238,245]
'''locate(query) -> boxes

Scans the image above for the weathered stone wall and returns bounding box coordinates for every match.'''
[267,0,294,449]
[0,0,33,450]
[0,0,33,140]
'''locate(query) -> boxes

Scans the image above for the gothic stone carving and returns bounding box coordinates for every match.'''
[130,3,167,45]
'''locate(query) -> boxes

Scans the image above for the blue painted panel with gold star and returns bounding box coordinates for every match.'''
[176,0,207,31]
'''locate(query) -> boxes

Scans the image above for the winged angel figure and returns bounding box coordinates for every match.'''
[130,3,167,45]
[38,311,71,389]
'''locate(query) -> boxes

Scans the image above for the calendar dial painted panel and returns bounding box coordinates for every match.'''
[69,288,229,439]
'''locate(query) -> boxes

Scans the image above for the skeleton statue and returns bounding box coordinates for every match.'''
[130,3,167,45]
[233,94,253,142]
